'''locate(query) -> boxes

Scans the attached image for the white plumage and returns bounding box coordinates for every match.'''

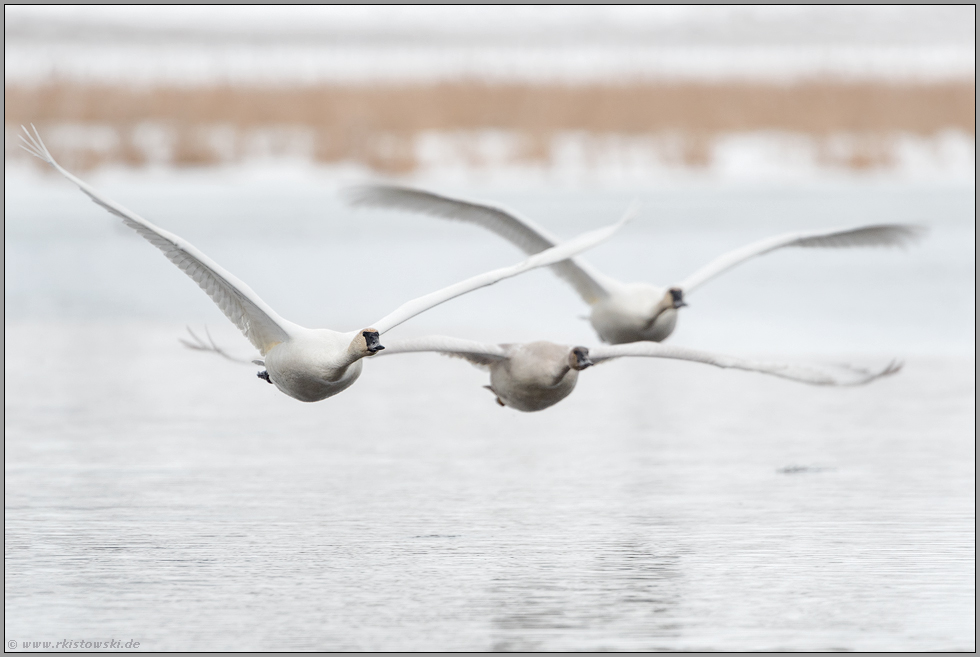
[379,335,901,412]
[20,125,630,403]
[346,184,927,344]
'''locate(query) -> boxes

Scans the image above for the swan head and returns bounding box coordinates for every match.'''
[354,328,385,356]
[667,287,687,309]
[569,346,594,371]
[641,288,686,336]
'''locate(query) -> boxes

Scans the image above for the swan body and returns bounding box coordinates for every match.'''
[379,335,901,412]
[487,341,592,412]
[590,282,678,344]
[20,126,631,403]
[262,328,374,402]
[346,184,927,345]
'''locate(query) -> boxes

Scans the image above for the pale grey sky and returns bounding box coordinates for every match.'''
[5,6,975,46]
[5,5,974,84]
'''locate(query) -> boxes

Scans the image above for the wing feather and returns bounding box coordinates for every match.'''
[371,208,633,334]
[179,326,257,364]
[587,342,902,386]
[20,125,298,355]
[345,184,619,304]
[379,335,507,368]
[677,224,927,294]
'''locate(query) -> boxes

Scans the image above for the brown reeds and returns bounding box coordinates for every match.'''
[6,80,974,171]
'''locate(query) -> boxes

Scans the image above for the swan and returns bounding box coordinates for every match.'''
[377,336,902,412]
[345,184,927,345]
[19,126,632,403]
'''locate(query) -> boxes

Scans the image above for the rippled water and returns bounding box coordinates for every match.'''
[4,174,975,650]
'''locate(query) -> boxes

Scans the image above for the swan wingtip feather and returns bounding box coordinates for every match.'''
[18,124,57,166]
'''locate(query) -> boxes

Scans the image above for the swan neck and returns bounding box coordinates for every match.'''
[645,295,673,328]
[550,364,572,387]
[341,338,369,370]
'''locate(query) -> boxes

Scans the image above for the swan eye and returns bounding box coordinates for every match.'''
[669,288,687,308]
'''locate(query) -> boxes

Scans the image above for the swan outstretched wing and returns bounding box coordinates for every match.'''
[371,209,633,335]
[379,335,507,368]
[21,125,298,355]
[587,342,902,386]
[179,326,258,364]
[677,224,927,294]
[345,184,619,304]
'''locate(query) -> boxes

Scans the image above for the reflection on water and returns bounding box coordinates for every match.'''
[490,541,682,651]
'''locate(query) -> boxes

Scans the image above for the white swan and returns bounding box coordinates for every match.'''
[20,126,632,403]
[379,336,902,412]
[345,185,927,345]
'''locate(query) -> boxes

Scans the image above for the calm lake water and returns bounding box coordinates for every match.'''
[5,172,975,650]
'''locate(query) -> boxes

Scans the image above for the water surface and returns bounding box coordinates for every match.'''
[5,177,975,650]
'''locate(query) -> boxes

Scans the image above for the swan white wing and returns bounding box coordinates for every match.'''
[345,184,619,304]
[21,126,298,355]
[676,224,928,294]
[371,209,633,335]
[379,335,507,367]
[587,342,902,386]
[179,326,257,364]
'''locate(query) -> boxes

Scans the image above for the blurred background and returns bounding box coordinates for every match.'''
[4,5,975,182]
[4,7,975,651]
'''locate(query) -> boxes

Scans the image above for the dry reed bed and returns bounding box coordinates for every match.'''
[6,81,974,172]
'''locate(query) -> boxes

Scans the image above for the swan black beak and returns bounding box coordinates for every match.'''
[364,331,385,353]
[573,348,593,370]
[669,288,687,309]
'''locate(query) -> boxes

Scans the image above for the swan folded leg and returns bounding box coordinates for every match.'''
[483,384,506,407]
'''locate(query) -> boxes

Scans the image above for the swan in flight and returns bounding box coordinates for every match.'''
[20,126,632,403]
[345,184,926,345]
[379,336,902,412]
